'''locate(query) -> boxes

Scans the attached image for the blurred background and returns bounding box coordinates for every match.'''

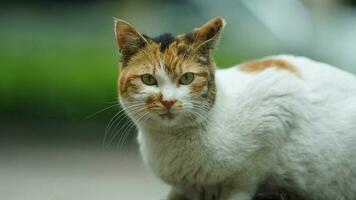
[1,0,356,199]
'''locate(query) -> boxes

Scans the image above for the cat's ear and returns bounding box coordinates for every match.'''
[186,17,225,53]
[114,18,148,66]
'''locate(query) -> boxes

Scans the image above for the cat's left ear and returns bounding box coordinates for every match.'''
[187,17,226,53]
[114,18,148,67]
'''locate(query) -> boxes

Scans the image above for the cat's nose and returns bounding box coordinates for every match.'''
[161,100,175,110]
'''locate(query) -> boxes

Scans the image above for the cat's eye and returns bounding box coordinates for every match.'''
[179,72,195,85]
[141,74,157,86]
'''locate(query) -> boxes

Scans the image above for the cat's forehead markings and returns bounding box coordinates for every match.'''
[155,59,166,77]
[156,65,175,87]
[149,33,176,52]
[159,59,165,70]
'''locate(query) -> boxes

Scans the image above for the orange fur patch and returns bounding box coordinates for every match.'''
[145,93,164,112]
[190,80,208,94]
[239,58,302,78]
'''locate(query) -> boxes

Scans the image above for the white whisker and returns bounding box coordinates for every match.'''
[85,103,117,119]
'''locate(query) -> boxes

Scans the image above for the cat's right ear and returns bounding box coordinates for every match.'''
[114,18,148,67]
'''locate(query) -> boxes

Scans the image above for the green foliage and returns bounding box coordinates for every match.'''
[0,32,118,120]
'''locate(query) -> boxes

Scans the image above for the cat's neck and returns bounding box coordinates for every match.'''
[136,111,228,185]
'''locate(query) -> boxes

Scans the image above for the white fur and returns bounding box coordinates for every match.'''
[124,55,356,200]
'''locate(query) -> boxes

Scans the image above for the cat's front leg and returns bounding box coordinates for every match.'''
[223,178,258,200]
[226,192,253,200]
[167,185,221,200]
[167,187,190,200]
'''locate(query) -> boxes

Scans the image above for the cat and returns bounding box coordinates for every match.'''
[114,16,356,200]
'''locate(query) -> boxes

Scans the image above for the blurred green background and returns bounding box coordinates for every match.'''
[1,0,356,199]
[2,0,356,146]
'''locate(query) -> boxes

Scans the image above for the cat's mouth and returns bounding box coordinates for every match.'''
[159,111,174,120]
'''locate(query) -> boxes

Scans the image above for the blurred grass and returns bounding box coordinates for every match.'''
[0,6,118,121]
[0,37,118,120]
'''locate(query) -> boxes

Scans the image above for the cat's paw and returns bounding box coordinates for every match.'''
[167,188,190,200]
[198,185,221,200]
[253,192,287,200]
[227,192,252,200]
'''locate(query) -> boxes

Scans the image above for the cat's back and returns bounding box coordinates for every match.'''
[216,54,356,144]
[277,55,356,95]
[272,55,356,121]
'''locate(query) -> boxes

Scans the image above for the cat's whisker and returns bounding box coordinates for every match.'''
[115,110,149,150]
[117,121,136,150]
[190,102,210,110]
[103,104,145,148]
[104,99,120,104]
[118,111,150,149]
[108,118,134,147]
[104,109,129,137]
[181,111,197,128]
[190,110,209,125]
[108,106,144,133]
[103,111,123,148]
[123,123,140,147]
[108,107,146,145]
[190,103,210,111]
[85,103,118,119]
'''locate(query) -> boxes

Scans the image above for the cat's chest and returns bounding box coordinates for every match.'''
[138,130,223,185]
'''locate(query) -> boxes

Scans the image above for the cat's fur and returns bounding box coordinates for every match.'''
[114,17,356,200]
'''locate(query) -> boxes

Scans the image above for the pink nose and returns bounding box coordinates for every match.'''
[161,100,175,110]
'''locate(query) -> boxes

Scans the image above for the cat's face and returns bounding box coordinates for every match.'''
[115,17,225,128]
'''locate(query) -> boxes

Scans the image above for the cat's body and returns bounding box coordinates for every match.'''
[114,17,356,200]
[138,55,356,200]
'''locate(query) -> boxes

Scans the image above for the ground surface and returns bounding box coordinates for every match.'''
[0,145,169,200]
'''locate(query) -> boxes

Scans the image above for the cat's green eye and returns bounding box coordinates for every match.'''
[141,74,157,86]
[179,72,195,85]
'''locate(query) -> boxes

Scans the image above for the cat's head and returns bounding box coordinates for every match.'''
[115,17,225,129]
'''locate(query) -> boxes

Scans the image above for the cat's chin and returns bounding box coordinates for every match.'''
[137,112,199,130]
[155,113,183,125]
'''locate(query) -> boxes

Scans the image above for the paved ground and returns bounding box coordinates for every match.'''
[0,145,169,200]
